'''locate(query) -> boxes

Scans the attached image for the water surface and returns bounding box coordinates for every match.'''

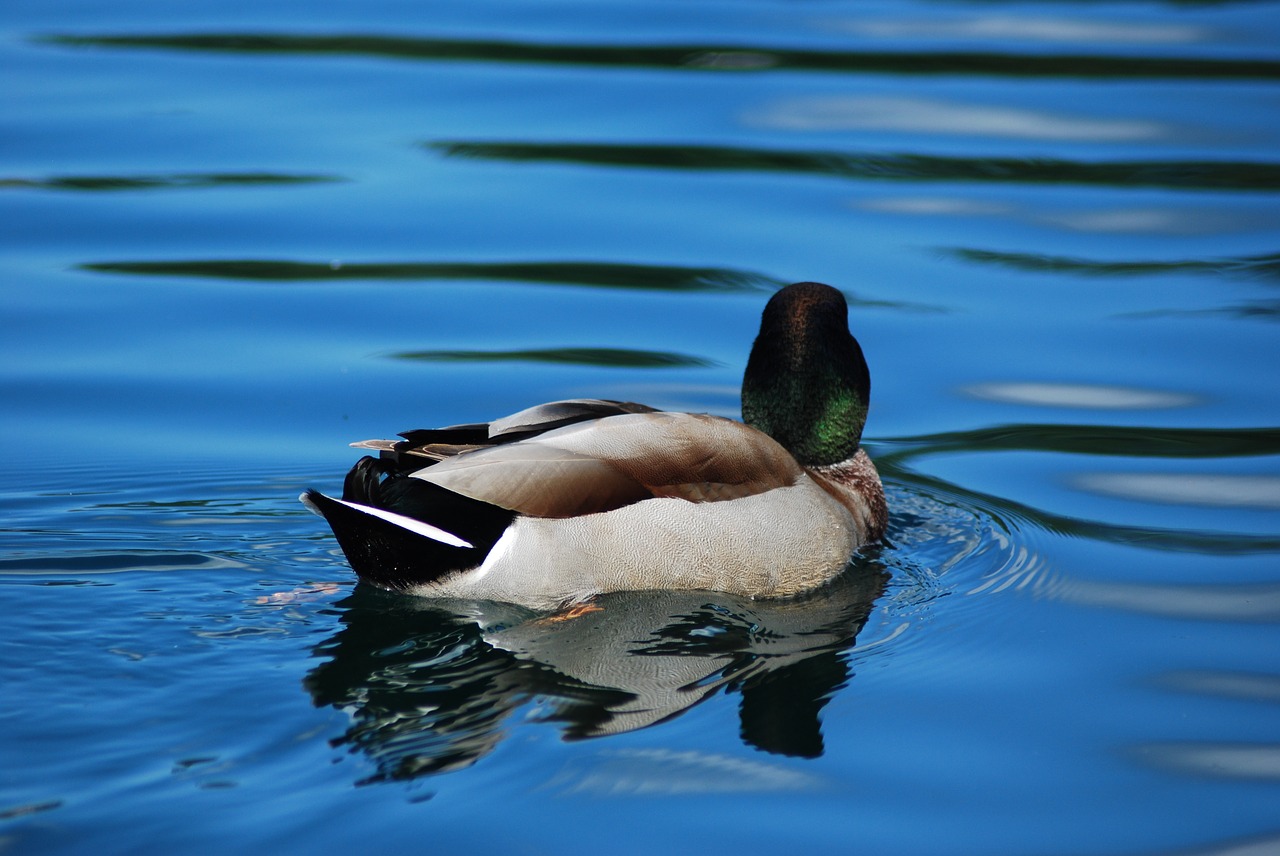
[3,1,1279,853]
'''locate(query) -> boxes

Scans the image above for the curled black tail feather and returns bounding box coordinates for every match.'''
[343,455,391,505]
[307,457,515,592]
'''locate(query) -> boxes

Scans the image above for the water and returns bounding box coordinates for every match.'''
[3,1,1279,853]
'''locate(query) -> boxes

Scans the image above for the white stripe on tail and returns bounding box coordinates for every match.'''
[299,492,473,548]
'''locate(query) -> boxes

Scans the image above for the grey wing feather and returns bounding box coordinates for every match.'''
[488,399,659,439]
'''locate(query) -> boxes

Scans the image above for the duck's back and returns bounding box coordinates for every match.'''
[406,412,868,609]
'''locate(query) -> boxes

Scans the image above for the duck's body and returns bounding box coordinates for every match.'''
[304,282,887,610]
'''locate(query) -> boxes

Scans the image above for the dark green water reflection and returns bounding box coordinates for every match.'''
[0,173,341,192]
[46,32,1280,80]
[389,347,716,369]
[949,248,1280,280]
[79,259,781,292]
[434,142,1280,192]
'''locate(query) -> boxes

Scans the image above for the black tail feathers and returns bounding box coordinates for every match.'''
[342,455,390,505]
[305,457,516,592]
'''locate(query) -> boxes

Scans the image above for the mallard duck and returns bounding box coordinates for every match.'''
[302,281,887,611]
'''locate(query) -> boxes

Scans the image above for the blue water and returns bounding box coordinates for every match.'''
[4,1,1280,853]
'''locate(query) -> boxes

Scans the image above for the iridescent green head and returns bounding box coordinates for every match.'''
[741,282,871,466]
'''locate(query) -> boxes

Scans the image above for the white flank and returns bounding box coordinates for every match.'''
[466,525,517,582]
[308,492,473,548]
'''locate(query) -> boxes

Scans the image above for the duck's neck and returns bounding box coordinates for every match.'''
[741,287,871,467]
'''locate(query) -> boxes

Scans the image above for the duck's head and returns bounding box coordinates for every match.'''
[741,282,871,466]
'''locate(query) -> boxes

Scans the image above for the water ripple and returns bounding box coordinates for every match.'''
[748,96,1168,142]
[880,481,1056,607]
[1074,473,1280,510]
[1058,580,1280,622]
[44,33,1280,80]
[78,258,781,292]
[0,551,243,576]
[1134,742,1280,780]
[963,383,1199,410]
[544,748,823,796]
[0,172,341,192]
[884,424,1280,459]
[387,347,717,369]
[833,15,1206,45]
[879,466,1280,558]
[948,248,1280,280]
[434,141,1280,192]
[1156,669,1280,704]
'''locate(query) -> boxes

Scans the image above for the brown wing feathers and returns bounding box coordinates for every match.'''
[413,442,654,518]
[413,411,802,519]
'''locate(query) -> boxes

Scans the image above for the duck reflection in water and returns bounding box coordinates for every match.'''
[305,563,887,782]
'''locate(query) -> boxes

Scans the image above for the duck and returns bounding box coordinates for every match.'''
[302,281,887,611]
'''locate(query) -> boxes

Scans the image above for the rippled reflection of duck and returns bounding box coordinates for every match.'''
[305,568,887,781]
[303,282,887,610]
